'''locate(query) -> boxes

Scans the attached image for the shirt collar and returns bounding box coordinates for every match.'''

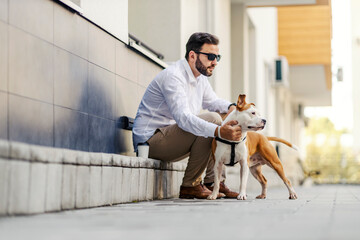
[181,59,199,83]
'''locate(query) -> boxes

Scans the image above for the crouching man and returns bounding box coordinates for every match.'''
[132,32,241,199]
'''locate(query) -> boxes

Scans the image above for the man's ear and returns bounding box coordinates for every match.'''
[188,50,196,62]
[237,94,246,111]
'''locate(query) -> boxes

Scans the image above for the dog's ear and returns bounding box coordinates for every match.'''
[237,94,246,110]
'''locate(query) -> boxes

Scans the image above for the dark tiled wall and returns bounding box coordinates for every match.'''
[0,0,162,154]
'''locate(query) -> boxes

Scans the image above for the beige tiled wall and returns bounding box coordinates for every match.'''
[89,23,116,72]
[9,26,54,103]
[0,21,7,92]
[9,0,54,43]
[54,4,88,59]
[0,0,8,23]
[0,0,163,154]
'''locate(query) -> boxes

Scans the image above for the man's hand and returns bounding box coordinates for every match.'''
[215,120,242,141]
[228,105,236,114]
[221,105,237,120]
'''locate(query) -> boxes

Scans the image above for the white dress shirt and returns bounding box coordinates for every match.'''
[132,59,231,151]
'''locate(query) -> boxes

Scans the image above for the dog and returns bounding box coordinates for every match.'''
[207,94,298,200]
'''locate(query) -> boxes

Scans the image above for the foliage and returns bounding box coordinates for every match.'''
[304,117,360,184]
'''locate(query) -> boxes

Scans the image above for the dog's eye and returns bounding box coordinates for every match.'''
[252,112,256,115]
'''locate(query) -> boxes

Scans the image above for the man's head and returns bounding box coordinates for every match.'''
[185,32,221,77]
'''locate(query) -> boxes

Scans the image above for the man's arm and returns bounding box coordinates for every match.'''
[161,75,218,138]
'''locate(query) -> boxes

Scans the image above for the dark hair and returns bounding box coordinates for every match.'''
[185,32,219,60]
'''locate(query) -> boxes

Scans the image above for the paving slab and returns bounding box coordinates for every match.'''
[0,185,359,240]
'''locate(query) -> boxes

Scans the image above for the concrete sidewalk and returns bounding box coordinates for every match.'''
[0,184,359,240]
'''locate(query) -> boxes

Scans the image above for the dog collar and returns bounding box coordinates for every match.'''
[215,136,247,166]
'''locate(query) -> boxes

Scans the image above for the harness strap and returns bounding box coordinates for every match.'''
[215,136,247,167]
[230,143,236,166]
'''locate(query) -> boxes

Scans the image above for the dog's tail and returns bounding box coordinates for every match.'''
[266,137,299,151]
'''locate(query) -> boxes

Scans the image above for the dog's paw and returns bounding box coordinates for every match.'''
[237,193,247,200]
[256,194,266,199]
[289,193,298,200]
[207,194,218,200]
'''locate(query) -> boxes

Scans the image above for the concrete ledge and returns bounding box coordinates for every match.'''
[0,139,185,171]
[0,139,186,216]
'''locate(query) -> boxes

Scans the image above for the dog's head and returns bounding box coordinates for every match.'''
[235,94,266,132]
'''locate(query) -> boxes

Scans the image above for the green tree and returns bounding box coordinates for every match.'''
[305,117,358,183]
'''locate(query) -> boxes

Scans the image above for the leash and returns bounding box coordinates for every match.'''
[215,136,246,166]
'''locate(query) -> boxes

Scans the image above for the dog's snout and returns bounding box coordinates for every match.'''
[262,119,266,125]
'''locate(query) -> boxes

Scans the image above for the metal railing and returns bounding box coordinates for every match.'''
[128,34,168,68]
[129,34,164,60]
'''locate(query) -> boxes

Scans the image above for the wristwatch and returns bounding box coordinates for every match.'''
[228,103,236,110]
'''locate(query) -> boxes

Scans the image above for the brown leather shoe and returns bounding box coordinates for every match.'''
[179,184,224,199]
[205,182,239,199]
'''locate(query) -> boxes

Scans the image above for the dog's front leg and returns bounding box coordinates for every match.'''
[207,157,222,200]
[237,158,249,200]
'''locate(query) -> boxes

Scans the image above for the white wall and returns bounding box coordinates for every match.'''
[212,0,232,101]
[247,7,278,136]
[181,0,232,101]
[130,0,232,100]
[246,7,303,144]
[129,0,181,62]
[180,0,208,57]
[81,0,128,43]
[231,3,247,102]
[351,0,360,154]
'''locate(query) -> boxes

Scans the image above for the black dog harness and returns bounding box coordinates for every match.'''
[215,136,247,167]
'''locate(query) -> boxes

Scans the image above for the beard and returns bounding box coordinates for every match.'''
[195,57,215,77]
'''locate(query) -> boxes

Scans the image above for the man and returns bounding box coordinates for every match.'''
[133,32,242,199]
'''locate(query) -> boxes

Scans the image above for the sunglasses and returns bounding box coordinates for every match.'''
[195,51,221,62]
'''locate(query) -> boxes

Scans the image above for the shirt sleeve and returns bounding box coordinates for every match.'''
[160,73,218,138]
[202,78,231,113]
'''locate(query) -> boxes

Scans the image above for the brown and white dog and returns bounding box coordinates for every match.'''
[208,94,298,200]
